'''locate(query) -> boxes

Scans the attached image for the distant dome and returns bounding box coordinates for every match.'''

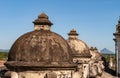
[5,13,75,69]
[67,29,91,58]
[90,47,102,61]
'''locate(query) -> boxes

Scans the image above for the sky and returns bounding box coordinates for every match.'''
[0,0,120,52]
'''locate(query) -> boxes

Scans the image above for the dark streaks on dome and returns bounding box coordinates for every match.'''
[8,30,73,64]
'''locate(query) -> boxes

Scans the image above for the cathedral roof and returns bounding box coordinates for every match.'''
[5,13,76,70]
[67,29,91,58]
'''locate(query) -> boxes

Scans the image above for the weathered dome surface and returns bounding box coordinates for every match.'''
[67,29,91,58]
[6,30,74,68]
[67,39,91,57]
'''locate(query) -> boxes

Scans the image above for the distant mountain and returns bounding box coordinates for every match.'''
[0,49,9,52]
[100,48,114,54]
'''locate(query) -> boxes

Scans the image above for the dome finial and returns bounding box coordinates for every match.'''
[72,28,75,31]
[38,12,48,19]
[90,47,94,51]
[33,13,53,31]
[33,12,53,25]
[94,47,98,50]
[68,28,79,36]
[68,28,79,39]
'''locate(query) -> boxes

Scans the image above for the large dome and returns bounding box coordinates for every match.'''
[5,13,75,69]
[67,29,91,58]
[8,30,72,62]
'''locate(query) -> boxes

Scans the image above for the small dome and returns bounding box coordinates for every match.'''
[90,47,102,61]
[67,39,91,57]
[67,29,91,58]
